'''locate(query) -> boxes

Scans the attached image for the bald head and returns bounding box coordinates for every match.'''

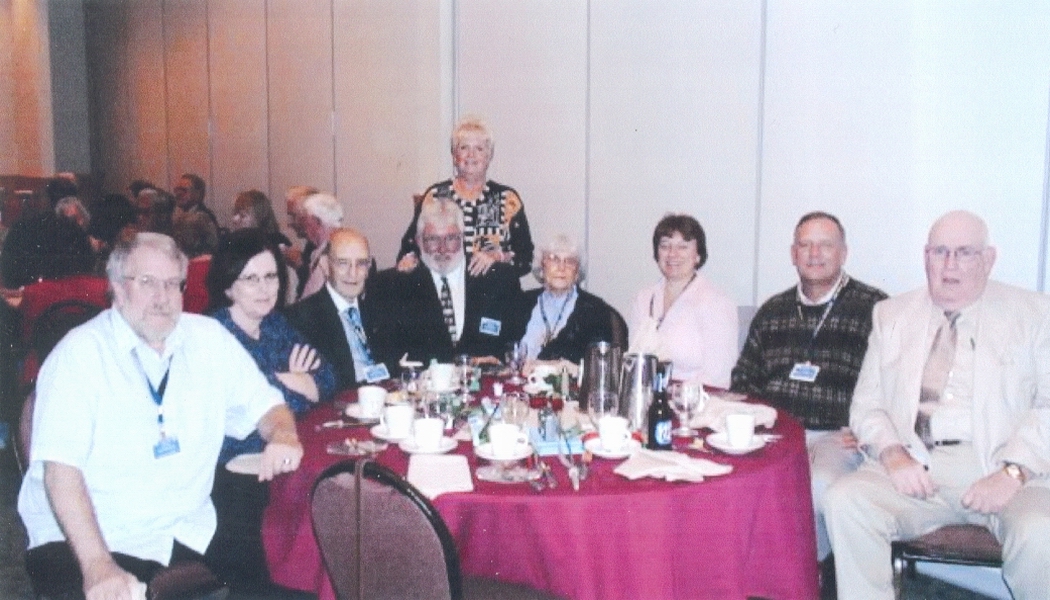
[323,228,371,301]
[924,210,996,311]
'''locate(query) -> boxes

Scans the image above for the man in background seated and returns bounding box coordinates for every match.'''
[172,173,221,240]
[373,198,523,364]
[294,192,344,300]
[825,210,1050,599]
[285,228,392,390]
[731,211,887,565]
[17,232,302,599]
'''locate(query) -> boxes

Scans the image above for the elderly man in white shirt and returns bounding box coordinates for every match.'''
[18,232,302,600]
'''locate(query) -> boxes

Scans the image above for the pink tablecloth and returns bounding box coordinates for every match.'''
[262,396,819,600]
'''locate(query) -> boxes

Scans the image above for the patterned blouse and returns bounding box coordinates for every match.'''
[398,179,534,277]
[212,307,337,463]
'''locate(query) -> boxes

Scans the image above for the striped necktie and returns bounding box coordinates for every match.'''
[915,310,959,449]
[440,276,457,341]
[345,306,374,366]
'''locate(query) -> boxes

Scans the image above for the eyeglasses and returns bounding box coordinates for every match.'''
[543,254,579,268]
[330,258,372,271]
[925,245,985,263]
[236,272,280,286]
[421,233,463,249]
[123,275,186,293]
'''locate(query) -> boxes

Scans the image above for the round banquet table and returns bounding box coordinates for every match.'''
[261,391,819,600]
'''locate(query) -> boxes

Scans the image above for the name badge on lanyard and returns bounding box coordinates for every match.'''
[139,357,180,459]
[789,362,820,383]
[479,317,502,336]
[364,363,390,383]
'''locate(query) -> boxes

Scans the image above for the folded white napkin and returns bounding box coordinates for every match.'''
[407,454,475,499]
[613,448,733,482]
[691,393,777,432]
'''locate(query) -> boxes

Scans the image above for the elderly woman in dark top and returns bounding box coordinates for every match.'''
[397,115,534,277]
[203,228,334,590]
[519,234,622,365]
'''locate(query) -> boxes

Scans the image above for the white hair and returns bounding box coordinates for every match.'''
[532,233,586,284]
[302,193,344,227]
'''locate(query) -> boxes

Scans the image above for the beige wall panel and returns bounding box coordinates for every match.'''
[0,0,18,174]
[588,0,764,316]
[123,0,168,191]
[267,0,334,215]
[85,0,134,193]
[208,0,268,226]
[334,0,448,268]
[455,0,588,290]
[163,0,210,197]
[1,0,53,175]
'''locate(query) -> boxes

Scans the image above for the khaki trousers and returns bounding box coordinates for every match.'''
[825,444,1050,600]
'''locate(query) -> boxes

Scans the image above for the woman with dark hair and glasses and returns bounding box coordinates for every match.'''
[203,228,334,591]
[629,214,738,387]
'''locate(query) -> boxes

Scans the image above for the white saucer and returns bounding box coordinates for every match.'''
[225,453,262,475]
[345,404,381,421]
[474,442,532,462]
[398,437,458,455]
[371,424,411,442]
[584,437,642,460]
[706,431,766,455]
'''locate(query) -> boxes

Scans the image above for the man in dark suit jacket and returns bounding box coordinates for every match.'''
[373,198,524,364]
[284,228,392,390]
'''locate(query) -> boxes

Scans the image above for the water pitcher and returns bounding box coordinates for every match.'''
[618,353,659,431]
[580,341,622,411]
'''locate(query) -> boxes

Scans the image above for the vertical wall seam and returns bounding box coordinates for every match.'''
[451,0,459,124]
[330,0,337,199]
[160,0,170,187]
[264,0,272,198]
[750,0,769,307]
[1038,75,1050,292]
[204,0,214,193]
[584,0,591,291]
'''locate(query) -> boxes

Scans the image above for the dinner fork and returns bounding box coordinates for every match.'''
[556,430,581,491]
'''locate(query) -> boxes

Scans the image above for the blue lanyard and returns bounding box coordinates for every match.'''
[796,275,849,355]
[135,352,172,437]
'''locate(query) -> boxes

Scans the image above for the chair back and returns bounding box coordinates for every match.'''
[607,305,628,351]
[30,298,103,363]
[311,459,463,600]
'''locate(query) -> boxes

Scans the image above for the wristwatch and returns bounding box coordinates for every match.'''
[1003,462,1027,485]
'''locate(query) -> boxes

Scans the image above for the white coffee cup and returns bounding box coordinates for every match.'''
[488,423,528,459]
[725,413,756,449]
[381,404,414,439]
[597,415,631,452]
[357,385,387,418]
[428,363,456,391]
[413,417,444,452]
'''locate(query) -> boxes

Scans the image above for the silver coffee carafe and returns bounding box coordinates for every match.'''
[618,353,659,431]
[579,341,622,411]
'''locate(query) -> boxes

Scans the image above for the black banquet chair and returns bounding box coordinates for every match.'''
[310,459,566,600]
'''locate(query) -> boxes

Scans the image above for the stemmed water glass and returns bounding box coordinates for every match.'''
[670,382,703,436]
[505,342,528,385]
[587,390,620,428]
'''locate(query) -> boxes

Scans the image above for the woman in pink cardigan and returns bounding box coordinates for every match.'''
[630,214,738,388]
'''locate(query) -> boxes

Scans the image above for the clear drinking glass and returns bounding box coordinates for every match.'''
[670,382,703,436]
[500,391,531,429]
[505,342,527,385]
[587,390,620,427]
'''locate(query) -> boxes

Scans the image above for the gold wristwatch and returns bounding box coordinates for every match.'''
[1003,462,1027,485]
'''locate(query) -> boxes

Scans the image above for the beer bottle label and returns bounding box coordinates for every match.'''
[654,419,672,446]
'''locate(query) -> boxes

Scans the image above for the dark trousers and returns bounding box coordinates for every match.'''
[204,466,271,592]
[24,540,202,599]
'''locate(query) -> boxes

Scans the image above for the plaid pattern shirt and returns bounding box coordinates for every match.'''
[731,277,888,430]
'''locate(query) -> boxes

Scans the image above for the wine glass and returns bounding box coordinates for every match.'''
[670,382,702,436]
[505,342,527,385]
[500,391,531,429]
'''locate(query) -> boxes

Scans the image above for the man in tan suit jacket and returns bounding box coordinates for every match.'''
[825,211,1050,599]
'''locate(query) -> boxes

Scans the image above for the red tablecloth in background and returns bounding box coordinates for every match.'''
[262,393,819,600]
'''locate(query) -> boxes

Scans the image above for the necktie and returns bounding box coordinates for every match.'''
[345,306,374,366]
[440,276,457,341]
[915,310,959,449]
